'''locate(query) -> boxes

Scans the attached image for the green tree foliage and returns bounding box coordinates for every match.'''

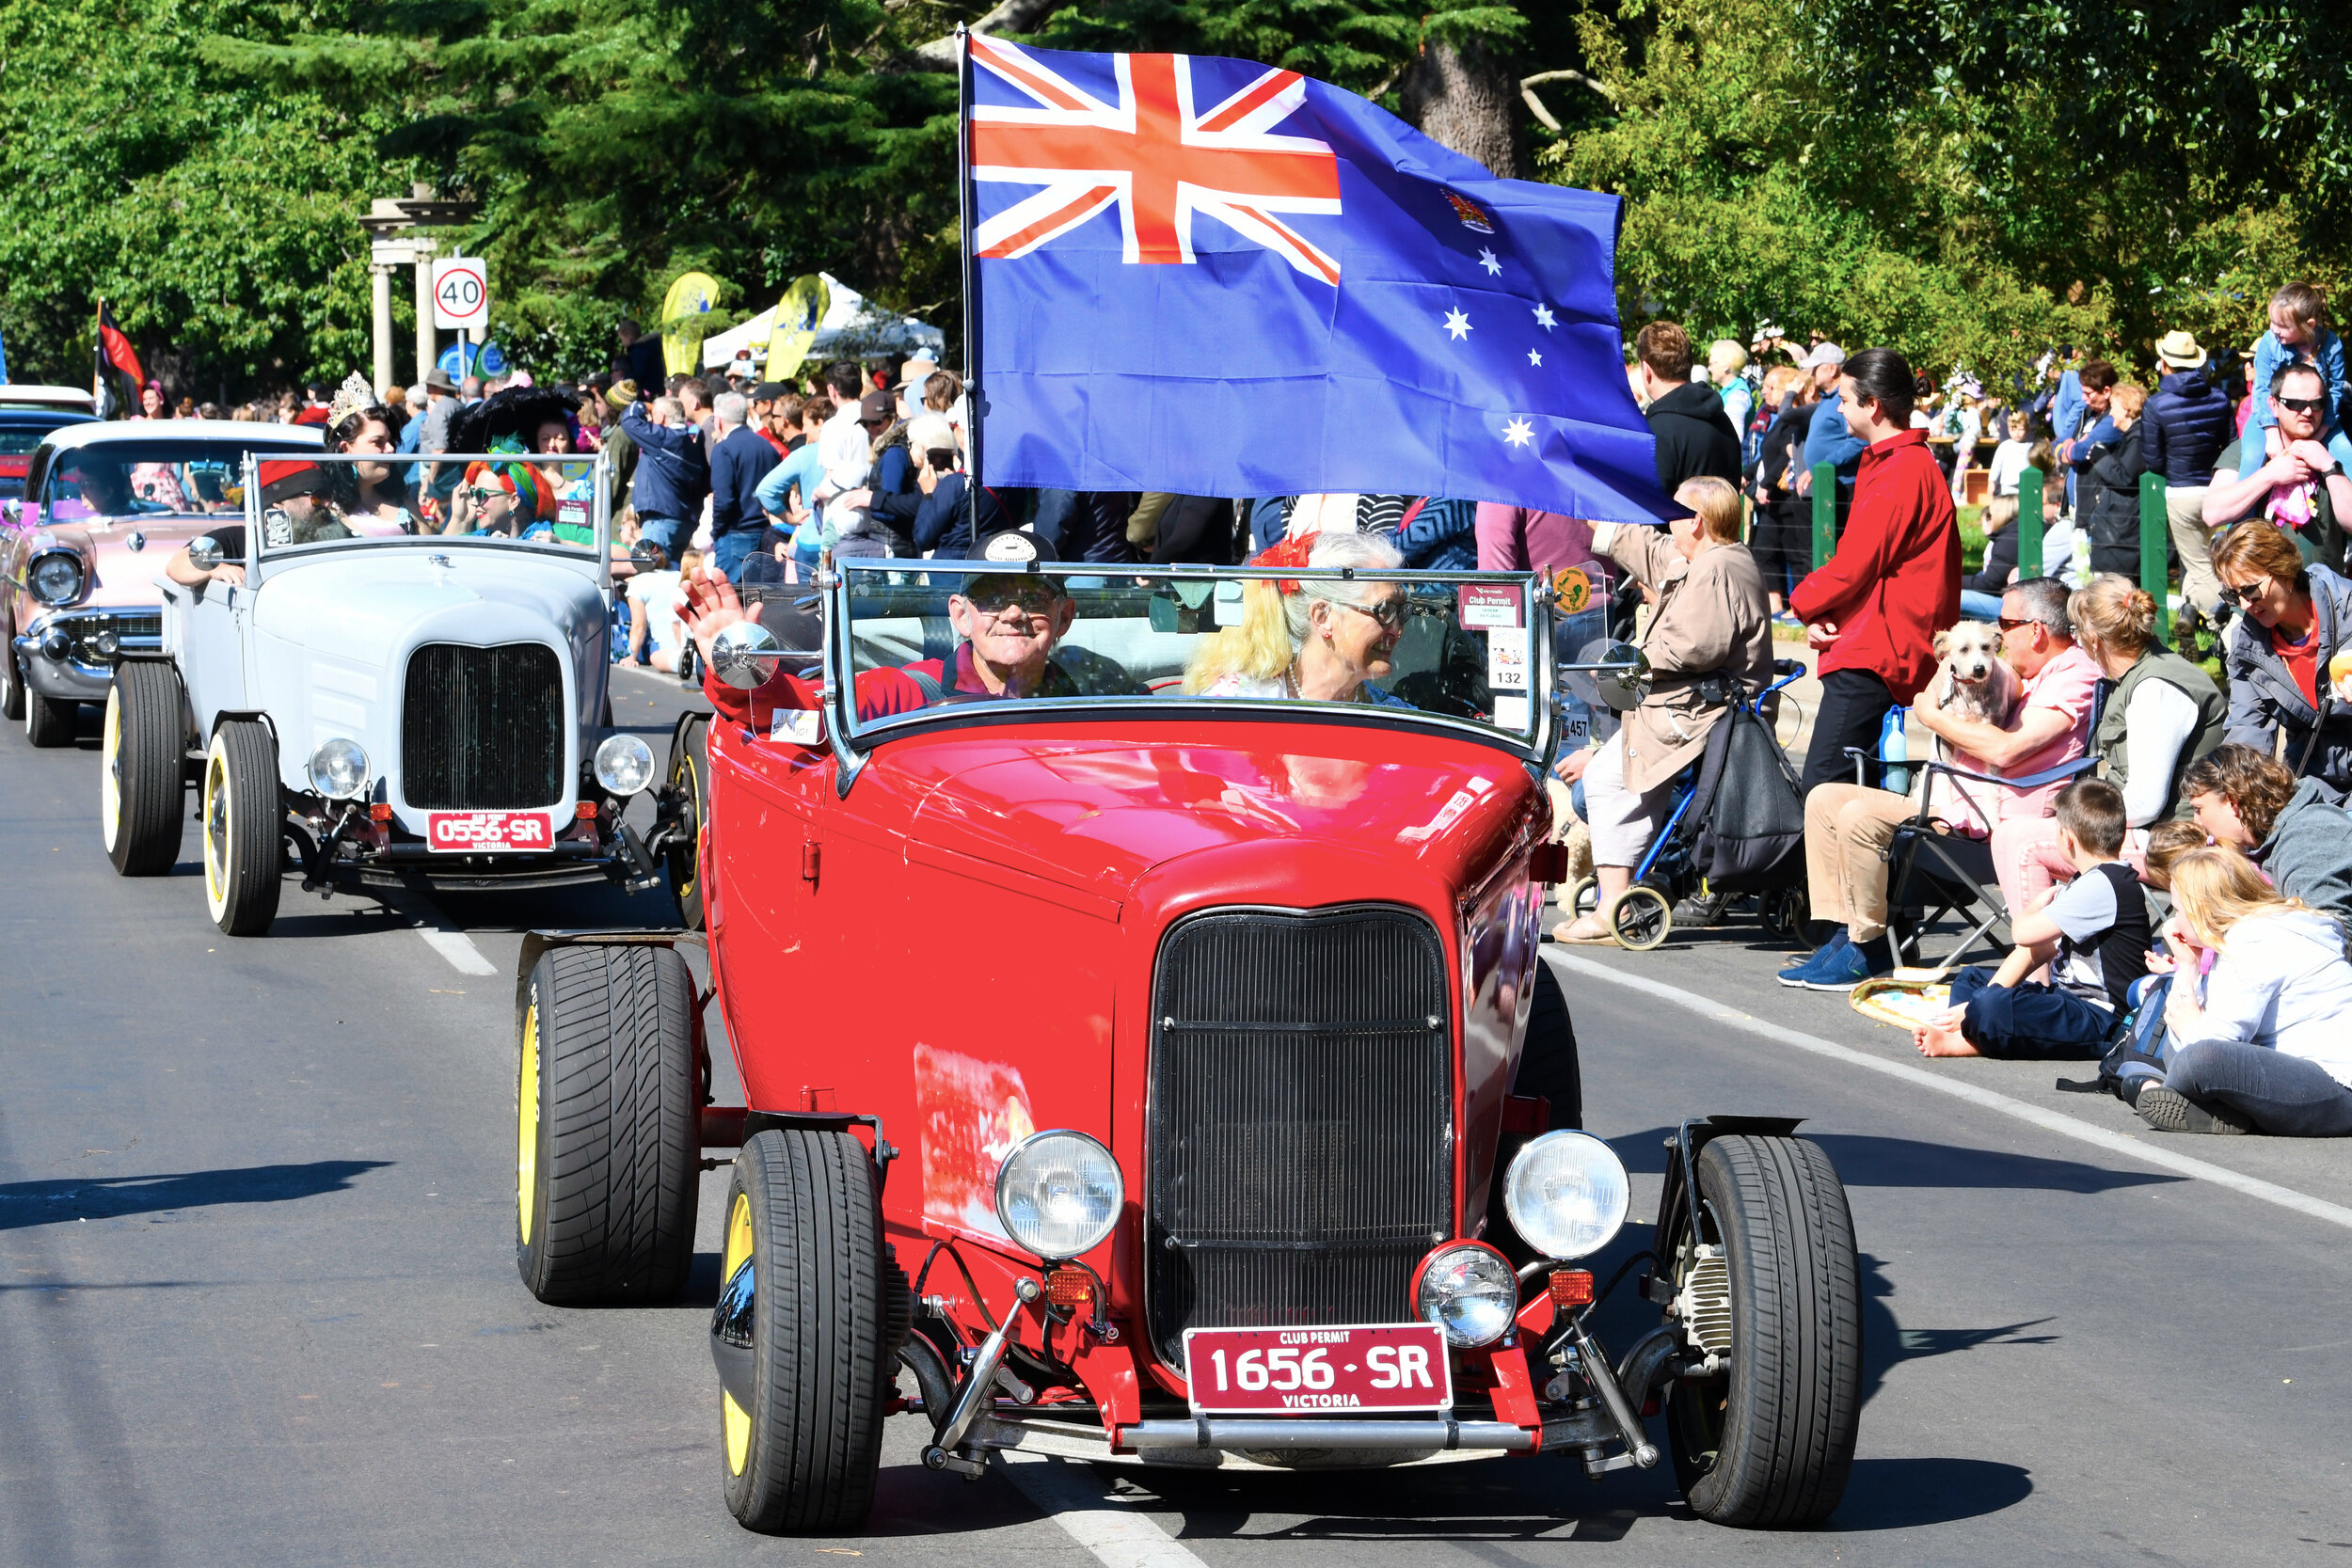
[1799,0,2352,361]
[0,0,414,394]
[1552,0,2113,386]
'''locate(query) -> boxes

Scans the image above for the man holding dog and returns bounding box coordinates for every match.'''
[1780,575,2095,991]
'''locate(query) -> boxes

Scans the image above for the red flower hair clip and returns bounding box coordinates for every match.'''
[1249,532,1320,594]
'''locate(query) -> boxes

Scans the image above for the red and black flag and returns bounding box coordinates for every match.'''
[94,301,144,416]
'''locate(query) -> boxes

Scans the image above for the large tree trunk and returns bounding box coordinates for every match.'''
[1399,39,1522,179]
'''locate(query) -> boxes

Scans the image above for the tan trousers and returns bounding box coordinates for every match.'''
[1804,784,1917,942]
[2167,486,2218,616]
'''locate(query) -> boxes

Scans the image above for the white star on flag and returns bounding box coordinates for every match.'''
[1528,349,1543,367]
[1502,417,1534,448]
[1477,247,1502,276]
[1533,304,1556,331]
[1442,308,1472,341]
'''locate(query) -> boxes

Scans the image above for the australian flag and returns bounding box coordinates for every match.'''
[966,39,1669,524]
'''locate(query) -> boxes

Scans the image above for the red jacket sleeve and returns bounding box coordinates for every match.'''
[700,662,928,735]
[1788,503,1898,626]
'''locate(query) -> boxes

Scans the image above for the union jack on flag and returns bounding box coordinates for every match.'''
[963,40,1670,526]
[971,39,1343,284]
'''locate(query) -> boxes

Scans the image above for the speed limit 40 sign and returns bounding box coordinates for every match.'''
[431,257,489,330]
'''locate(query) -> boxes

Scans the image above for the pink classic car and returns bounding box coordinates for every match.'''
[2,420,321,746]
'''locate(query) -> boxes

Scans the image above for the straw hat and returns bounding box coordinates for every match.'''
[2155,330,2208,371]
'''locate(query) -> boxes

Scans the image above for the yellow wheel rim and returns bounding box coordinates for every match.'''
[517,1004,540,1246]
[201,743,230,910]
[677,753,702,908]
[100,688,123,844]
[723,1191,754,1475]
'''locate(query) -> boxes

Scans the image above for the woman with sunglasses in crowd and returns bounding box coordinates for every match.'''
[2211,519,2352,793]
[1553,475,1772,944]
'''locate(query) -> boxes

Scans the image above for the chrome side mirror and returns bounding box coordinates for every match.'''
[710,620,785,689]
[1559,642,1651,713]
[186,535,224,573]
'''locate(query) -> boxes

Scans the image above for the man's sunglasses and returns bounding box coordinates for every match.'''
[1996,615,2037,633]
[1342,597,1407,630]
[2278,395,2328,417]
[967,584,1065,617]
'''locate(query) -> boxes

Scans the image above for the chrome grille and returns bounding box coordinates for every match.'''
[1145,906,1453,1365]
[400,642,564,809]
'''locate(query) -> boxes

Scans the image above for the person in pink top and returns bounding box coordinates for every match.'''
[1911,577,2102,920]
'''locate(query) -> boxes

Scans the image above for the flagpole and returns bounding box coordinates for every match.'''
[92,297,104,418]
[958,22,979,551]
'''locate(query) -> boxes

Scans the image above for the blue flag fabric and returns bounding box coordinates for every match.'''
[967,40,1670,524]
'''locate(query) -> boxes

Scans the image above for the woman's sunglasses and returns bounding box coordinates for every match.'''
[1342,598,1406,630]
[2217,580,2267,607]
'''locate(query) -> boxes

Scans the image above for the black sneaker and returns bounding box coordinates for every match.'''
[2136,1086,2254,1135]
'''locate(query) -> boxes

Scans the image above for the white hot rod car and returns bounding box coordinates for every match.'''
[101,450,682,935]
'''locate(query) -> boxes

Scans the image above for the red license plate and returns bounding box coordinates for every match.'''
[1183,1323,1452,1415]
[425,811,553,853]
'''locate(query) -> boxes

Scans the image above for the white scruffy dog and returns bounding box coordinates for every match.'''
[1929,621,2022,733]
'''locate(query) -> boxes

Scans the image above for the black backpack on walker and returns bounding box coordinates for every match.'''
[1684,693,1806,894]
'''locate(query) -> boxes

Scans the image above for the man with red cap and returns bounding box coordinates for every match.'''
[165,460,351,586]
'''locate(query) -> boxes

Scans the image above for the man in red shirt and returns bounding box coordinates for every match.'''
[1788,348,1963,794]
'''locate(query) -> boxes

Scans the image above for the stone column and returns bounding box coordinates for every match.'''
[371,264,395,395]
[412,239,438,386]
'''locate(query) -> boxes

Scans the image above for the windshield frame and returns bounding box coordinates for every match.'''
[238,450,613,587]
[818,556,1560,798]
[37,436,319,522]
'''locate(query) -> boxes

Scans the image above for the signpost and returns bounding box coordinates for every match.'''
[431,256,489,379]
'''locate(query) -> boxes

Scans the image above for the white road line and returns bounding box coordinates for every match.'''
[1552,952,2352,1235]
[415,926,497,976]
[998,1453,1213,1568]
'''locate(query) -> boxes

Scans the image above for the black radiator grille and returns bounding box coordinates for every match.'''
[1146,906,1453,1366]
[400,642,564,809]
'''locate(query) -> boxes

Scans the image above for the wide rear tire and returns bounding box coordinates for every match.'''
[200,721,283,935]
[719,1128,888,1534]
[1668,1134,1862,1528]
[665,715,710,930]
[516,943,699,1305]
[103,664,186,876]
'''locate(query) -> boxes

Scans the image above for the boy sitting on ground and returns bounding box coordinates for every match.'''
[1916,779,2150,1058]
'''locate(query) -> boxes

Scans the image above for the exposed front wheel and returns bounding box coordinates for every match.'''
[103,664,186,876]
[1668,1134,1862,1528]
[664,715,710,930]
[516,943,699,1304]
[200,721,283,935]
[717,1127,889,1534]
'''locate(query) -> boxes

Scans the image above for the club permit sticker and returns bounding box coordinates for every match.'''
[1486,631,1531,692]
[1457,584,1522,630]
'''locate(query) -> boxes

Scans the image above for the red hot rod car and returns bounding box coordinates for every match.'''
[511,556,1862,1534]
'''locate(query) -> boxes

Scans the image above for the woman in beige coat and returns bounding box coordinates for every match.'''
[1554,476,1775,942]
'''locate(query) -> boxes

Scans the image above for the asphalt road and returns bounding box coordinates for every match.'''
[3,664,2349,1565]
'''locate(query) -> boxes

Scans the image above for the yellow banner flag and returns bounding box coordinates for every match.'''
[762,275,831,384]
[660,272,722,378]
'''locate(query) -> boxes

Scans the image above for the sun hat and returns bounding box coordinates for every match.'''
[2156,330,2209,371]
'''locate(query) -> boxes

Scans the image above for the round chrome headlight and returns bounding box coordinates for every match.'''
[1412,1242,1518,1348]
[594,733,657,796]
[307,738,371,800]
[27,552,84,606]
[993,1130,1122,1261]
[1503,1130,1630,1261]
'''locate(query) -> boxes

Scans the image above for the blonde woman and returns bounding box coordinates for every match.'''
[1184,530,1412,706]
[2139,847,2352,1135]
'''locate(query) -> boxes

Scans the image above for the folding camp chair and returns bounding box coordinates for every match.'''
[1880,684,2107,974]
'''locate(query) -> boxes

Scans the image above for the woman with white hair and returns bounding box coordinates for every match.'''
[1183,530,1412,706]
